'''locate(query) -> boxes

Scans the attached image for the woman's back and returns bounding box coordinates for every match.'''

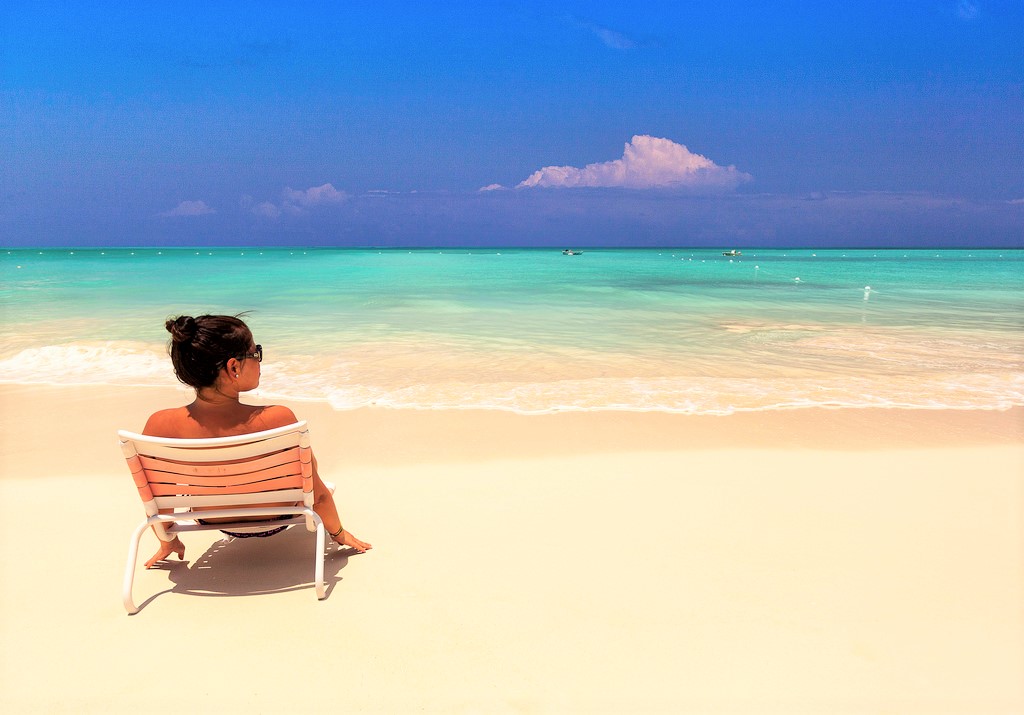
[143,402,298,439]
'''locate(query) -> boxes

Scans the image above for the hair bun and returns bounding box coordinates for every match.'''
[166,315,197,343]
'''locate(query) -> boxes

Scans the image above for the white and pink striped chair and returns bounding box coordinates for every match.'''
[119,421,327,614]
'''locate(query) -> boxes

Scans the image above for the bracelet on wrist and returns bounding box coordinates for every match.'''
[328,525,344,539]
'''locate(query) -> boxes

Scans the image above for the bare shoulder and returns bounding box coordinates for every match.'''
[252,404,301,430]
[142,407,190,437]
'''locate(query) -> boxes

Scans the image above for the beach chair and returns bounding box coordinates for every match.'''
[119,421,326,614]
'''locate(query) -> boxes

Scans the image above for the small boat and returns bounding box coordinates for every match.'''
[722,249,742,257]
[562,249,584,255]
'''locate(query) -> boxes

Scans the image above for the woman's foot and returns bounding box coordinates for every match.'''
[145,536,185,569]
[333,529,372,553]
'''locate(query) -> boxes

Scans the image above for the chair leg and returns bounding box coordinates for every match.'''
[314,518,326,600]
[122,521,150,614]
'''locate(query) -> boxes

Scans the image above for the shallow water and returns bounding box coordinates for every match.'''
[2,247,1021,413]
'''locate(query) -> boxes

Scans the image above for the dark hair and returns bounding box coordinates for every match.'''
[165,314,253,389]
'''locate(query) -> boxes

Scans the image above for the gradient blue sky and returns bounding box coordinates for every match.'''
[2,1,1022,247]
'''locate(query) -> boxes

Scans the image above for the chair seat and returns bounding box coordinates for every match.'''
[167,515,307,534]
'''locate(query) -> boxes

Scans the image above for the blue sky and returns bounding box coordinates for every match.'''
[2,1,1021,247]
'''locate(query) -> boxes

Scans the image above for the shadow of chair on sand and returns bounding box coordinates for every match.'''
[138,527,354,610]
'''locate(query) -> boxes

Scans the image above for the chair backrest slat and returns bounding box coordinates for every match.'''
[142,465,302,490]
[139,454,303,486]
[148,473,303,497]
[154,489,308,510]
[137,447,302,479]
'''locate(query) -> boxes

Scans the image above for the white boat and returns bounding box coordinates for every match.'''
[722,249,742,256]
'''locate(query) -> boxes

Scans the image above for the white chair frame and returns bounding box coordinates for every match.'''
[119,421,326,614]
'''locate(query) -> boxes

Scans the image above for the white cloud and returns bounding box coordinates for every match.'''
[567,15,638,49]
[282,183,349,207]
[252,201,282,218]
[478,183,507,192]
[247,183,349,218]
[957,1,979,20]
[517,135,751,190]
[159,200,215,217]
[583,22,636,49]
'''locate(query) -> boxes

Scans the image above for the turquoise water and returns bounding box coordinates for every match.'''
[2,247,1022,414]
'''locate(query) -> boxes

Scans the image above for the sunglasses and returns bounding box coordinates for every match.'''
[237,344,263,362]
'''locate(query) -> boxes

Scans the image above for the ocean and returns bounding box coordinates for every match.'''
[2,247,1022,414]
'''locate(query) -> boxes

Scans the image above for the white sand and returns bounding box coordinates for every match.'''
[1,384,1021,713]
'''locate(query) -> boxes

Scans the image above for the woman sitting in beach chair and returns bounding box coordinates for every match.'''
[141,313,371,568]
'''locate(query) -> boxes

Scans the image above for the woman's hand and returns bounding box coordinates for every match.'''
[145,536,185,569]
[333,529,372,553]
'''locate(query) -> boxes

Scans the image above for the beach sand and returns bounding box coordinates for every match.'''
[1,384,1021,713]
